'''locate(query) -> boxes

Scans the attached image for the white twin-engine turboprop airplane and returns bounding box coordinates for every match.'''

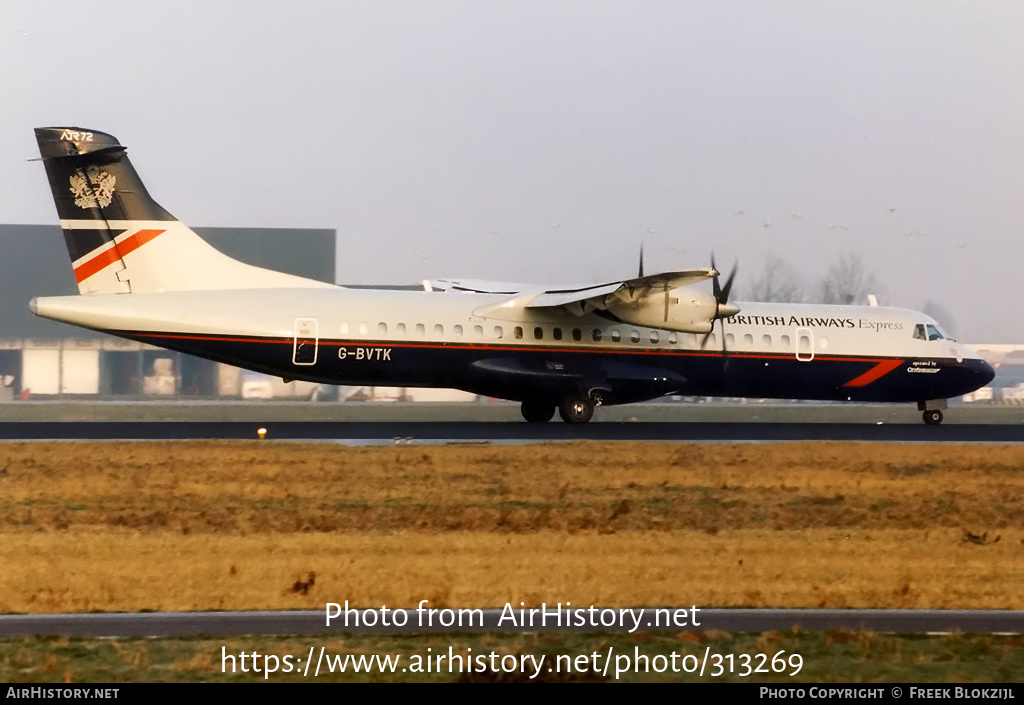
[30,127,994,424]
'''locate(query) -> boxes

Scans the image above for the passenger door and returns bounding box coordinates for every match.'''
[795,327,814,362]
[292,318,319,366]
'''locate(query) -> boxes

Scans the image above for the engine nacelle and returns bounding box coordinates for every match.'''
[609,289,736,333]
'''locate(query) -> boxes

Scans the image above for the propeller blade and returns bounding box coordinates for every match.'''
[699,319,721,351]
[700,328,712,350]
[710,253,721,301]
[720,261,738,303]
[638,243,645,278]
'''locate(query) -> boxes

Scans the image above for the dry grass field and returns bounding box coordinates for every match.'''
[0,440,1021,613]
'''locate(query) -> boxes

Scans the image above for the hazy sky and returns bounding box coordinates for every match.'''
[2,1,1023,341]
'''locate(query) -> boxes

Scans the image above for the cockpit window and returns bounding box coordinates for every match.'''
[915,323,946,341]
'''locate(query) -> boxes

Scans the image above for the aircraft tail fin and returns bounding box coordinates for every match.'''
[34,127,333,294]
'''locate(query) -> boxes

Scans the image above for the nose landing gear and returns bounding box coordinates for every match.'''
[918,400,946,425]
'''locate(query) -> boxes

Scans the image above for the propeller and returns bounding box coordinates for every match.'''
[701,254,740,353]
[638,242,644,278]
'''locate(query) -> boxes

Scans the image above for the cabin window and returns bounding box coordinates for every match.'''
[534,327,544,340]
[434,324,444,337]
[378,322,387,336]
[630,330,640,343]
[553,327,563,341]
[396,323,406,336]
[725,333,735,347]
[494,326,503,339]
[358,322,368,336]
[592,329,603,342]
[340,322,349,335]
[454,324,463,339]
[762,334,771,348]
[473,325,483,339]
[781,334,791,348]
[572,328,582,342]
[743,333,753,347]
[514,326,523,340]
[669,333,678,345]
[706,333,717,348]
[611,330,621,343]
[650,331,660,344]
[415,323,425,337]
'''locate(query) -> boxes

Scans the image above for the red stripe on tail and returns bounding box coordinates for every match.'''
[72,229,165,283]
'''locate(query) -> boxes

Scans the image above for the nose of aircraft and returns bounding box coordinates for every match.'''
[978,358,996,387]
[936,356,996,400]
[959,357,996,395]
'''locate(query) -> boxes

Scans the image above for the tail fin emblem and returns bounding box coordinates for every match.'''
[69,166,116,209]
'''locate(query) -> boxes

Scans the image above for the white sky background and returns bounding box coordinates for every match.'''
[1,1,1022,341]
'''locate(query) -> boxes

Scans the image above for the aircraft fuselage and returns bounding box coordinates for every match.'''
[31,288,994,407]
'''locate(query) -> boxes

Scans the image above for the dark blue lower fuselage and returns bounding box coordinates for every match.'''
[122,330,995,406]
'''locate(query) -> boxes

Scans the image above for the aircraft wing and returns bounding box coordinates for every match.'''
[430,269,716,316]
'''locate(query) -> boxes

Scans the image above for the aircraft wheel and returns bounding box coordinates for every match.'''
[559,395,595,424]
[521,400,555,423]
[923,409,943,425]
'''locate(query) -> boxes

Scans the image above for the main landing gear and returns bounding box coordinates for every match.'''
[558,395,595,424]
[520,399,555,424]
[520,392,602,424]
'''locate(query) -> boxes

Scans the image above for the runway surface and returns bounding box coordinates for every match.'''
[2,609,1022,638]
[1,420,1022,442]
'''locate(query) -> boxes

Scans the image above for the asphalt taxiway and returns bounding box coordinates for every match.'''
[0,400,1022,441]
[4,400,1024,425]
[0,420,1022,442]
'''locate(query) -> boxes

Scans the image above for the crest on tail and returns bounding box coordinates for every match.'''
[69,166,116,209]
